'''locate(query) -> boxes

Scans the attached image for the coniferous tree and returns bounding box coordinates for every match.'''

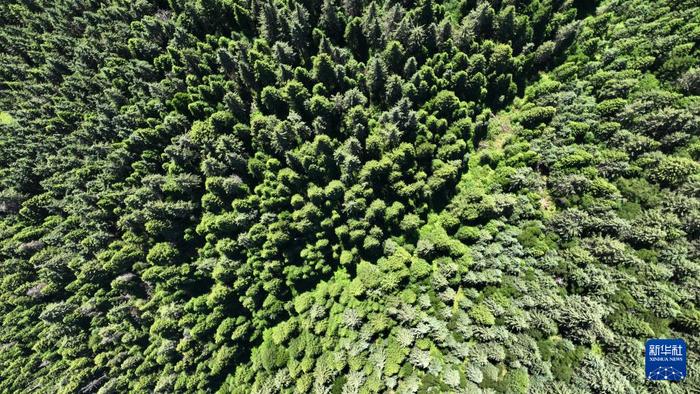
[0,1,698,393]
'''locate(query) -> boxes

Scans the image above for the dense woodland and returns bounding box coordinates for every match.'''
[0,0,699,392]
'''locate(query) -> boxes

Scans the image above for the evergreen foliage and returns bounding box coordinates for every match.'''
[0,0,698,392]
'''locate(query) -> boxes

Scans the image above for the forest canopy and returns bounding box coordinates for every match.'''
[0,0,699,392]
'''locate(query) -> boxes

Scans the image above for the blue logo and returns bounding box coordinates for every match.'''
[645,338,686,381]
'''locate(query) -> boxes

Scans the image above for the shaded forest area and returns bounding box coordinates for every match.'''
[0,0,699,392]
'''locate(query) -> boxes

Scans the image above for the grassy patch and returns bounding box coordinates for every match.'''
[0,112,13,125]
